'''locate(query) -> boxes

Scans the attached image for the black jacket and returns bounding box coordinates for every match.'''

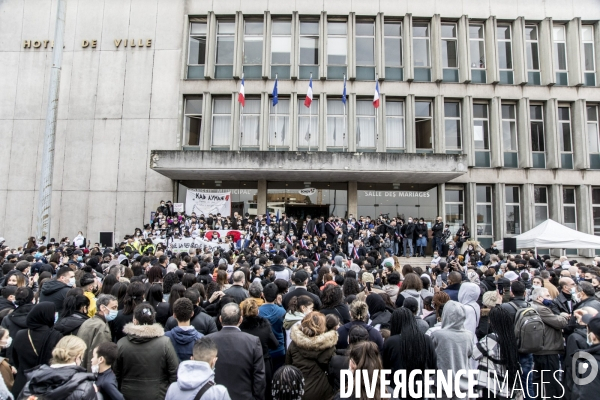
[54,311,89,336]
[415,223,428,238]
[96,368,124,400]
[207,327,266,400]
[404,223,415,239]
[39,279,71,315]
[1,303,34,364]
[321,304,352,324]
[572,343,600,400]
[18,364,96,400]
[328,349,349,392]
[336,321,384,352]
[553,291,575,314]
[431,222,444,238]
[282,287,322,311]
[0,298,16,313]
[110,311,134,343]
[240,316,279,359]
[164,305,218,336]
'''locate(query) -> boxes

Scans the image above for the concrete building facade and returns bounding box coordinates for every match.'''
[1,0,600,254]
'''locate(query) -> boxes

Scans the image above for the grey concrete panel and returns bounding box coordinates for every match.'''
[544,0,574,21]
[4,190,35,243]
[516,0,546,21]
[146,118,178,192]
[117,119,149,192]
[20,0,52,46]
[61,119,94,191]
[351,0,377,16]
[150,50,181,119]
[100,0,132,50]
[0,0,24,51]
[0,191,7,236]
[210,0,241,15]
[89,119,122,191]
[68,50,100,119]
[73,0,105,44]
[115,191,145,240]
[87,191,117,239]
[0,121,14,190]
[51,120,68,190]
[14,51,48,120]
[574,0,600,20]
[7,120,42,190]
[95,50,127,119]
[0,52,20,120]
[129,0,158,41]
[407,0,437,18]
[239,0,268,15]
[144,191,172,223]
[490,0,519,20]
[122,50,155,119]
[155,0,184,50]
[57,51,73,120]
[460,0,489,19]
[49,190,62,241]
[295,0,323,15]
[58,190,90,240]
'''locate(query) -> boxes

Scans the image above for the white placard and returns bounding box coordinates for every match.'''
[173,203,184,212]
[185,190,231,217]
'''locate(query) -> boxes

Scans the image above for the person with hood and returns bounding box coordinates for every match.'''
[430,301,474,398]
[333,255,348,275]
[54,294,90,336]
[18,336,96,400]
[402,297,430,334]
[165,336,231,400]
[39,266,75,316]
[259,283,287,373]
[114,303,179,400]
[394,273,423,315]
[165,298,203,361]
[286,312,338,400]
[382,272,400,303]
[240,298,279,400]
[270,255,293,282]
[77,294,119,372]
[382,308,437,397]
[164,288,218,336]
[0,287,17,315]
[458,282,481,345]
[442,271,463,301]
[283,295,314,349]
[336,300,384,352]
[366,293,392,331]
[11,302,63,397]
[1,288,34,364]
[320,285,351,324]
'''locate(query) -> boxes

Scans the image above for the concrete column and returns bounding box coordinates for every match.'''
[462,96,475,166]
[490,97,503,168]
[458,15,471,83]
[494,183,505,241]
[517,98,532,168]
[403,14,414,81]
[438,183,446,221]
[567,18,583,87]
[291,12,299,80]
[201,92,212,150]
[205,12,217,79]
[260,92,269,150]
[522,183,535,233]
[485,16,499,84]
[539,18,555,86]
[291,92,298,150]
[263,12,271,79]
[545,99,560,169]
[348,13,356,80]
[348,93,356,152]
[465,182,477,237]
[319,12,327,79]
[576,185,594,256]
[595,21,600,84]
[431,14,443,83]
[405,94,415,152]
[513,17,528,85]
[376,13,384,79]
[377,93,385,152]
[232,92,240,150]
[233,11,243,79]
[257,180,267,215]
[573,99,589,169]
[549,184,562,222]
[319,93,327,151]
[434,95,444,153]
[348,181,358,217]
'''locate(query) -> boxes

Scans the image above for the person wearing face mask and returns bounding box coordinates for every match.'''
[11,302,64,397]
[553,277,578,315]
[403,217,415,258]
[92,342,124,400]
[530,286,569,399]
[77,294,118,373]
[18,336,96,400]
[54,295,90,336]
[571,313,600,400]
[39,266,75,316]
[0,327,15,393]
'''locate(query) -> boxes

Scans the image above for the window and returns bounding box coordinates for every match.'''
[184,96,202,146]
[469,24,486,83]
[327,20,347,79]
[534,186,549,226]
[215,20,235,79]
[413,22,431,81]
[356,100,376,150]
[506,186,521,235]
[299,20,319,79]
[356,20,375,80]
[384,21,403,81]
[553,25,568,85]
[530,104,545,168]
[444,101,461,152]
[593,188,600,239]
[441,23,458,82]
[243,20,263,79]
[386,100,405,149]
[211,98,232,148]
[583,26,596,86]
[188,20,207,79]
[497,24,513,84]
[269,99,290,149]
[525,25,541,85]
[240,99,261,149]
[445,188,464,234]
[502,104,518,167]
[271,20,291,79]
[415,101,433,150]
[563,187,577,230]
[558,106,573,169]
[588,105,600,169]
[298,98,319,150]
[476,185,493,248]
[473,103,490,167]
[327,99,346,149]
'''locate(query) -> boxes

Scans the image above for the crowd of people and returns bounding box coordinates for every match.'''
[0,202,598,399]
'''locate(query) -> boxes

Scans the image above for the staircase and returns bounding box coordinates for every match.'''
[394,256,436,269]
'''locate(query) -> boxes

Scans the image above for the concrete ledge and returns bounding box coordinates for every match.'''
[150,150,468,183]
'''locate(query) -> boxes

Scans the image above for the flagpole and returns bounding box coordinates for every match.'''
[308,72,312,152]
[274,74,278,152]
[239,73,244,151]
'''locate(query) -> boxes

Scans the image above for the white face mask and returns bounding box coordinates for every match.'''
[91,364,99,374]
[2,337,12,349]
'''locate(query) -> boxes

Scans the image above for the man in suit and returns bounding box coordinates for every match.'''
[282,270,322,310]
[304,215,316,236]
[207,303,265,400]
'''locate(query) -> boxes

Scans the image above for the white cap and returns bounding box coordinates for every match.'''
[0,237,5,243]
[504,271,519,282]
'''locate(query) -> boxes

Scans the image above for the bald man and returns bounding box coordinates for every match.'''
[553,277,577,314]
[223,270,249,304]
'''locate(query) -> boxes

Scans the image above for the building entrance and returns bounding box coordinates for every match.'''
[285,204,330,223]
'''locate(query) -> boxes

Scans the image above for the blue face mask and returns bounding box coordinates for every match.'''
[77,256,83,262]
[542,299,553,307]
[105,309,118,322]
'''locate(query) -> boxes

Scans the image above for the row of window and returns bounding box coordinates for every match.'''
[184,95,600,169]
[445,186,600,249]
[188,16,597,85]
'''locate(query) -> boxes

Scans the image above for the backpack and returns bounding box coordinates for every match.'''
[510,302,544,354]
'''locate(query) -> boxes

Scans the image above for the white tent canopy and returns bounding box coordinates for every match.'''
[493,219,600,250]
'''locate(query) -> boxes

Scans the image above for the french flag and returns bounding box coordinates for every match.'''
[304,76,313,108]
[238,76,245,107]
[373,81,380,108]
